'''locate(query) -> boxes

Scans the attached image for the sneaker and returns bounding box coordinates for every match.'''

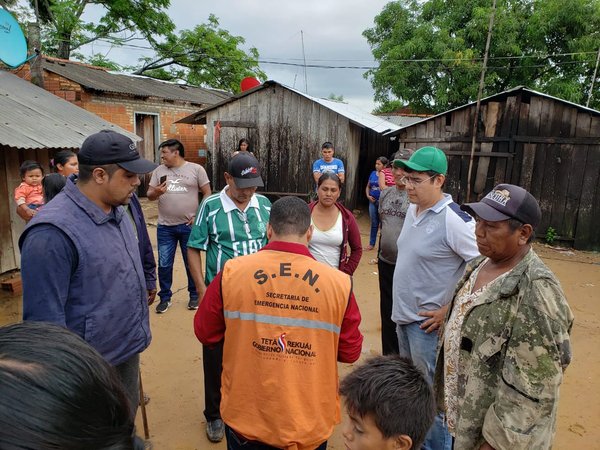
[155,301,171,314]
[206,419,225,443]
[188,298,199,310]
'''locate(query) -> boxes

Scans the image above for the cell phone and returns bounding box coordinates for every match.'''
[160,175,167,184]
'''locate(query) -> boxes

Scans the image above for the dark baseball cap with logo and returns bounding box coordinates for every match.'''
[461,183,542,228]
[78,130,157,174]
[228,152,264,188]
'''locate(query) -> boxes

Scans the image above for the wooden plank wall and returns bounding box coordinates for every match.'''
[204,85,375,209]
[396,92,600,250]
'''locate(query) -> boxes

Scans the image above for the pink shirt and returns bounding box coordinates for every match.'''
[14,182,43,206]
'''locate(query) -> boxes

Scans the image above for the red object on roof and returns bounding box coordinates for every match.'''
[240,77,261,92]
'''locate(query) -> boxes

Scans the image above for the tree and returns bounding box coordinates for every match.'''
[133,14,265,93]
[7,1,264,93]
[26,0,175,60]
[363,0,600,113]
[327,93,345,101]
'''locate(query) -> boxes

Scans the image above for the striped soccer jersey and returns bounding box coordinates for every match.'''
[188,187,271,284]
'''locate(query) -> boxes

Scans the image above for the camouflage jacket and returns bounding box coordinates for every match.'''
[434,249,573,450]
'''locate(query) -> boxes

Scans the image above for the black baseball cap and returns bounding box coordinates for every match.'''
[461,184,541,228]
[78,130,157,174]
[228,152,264,188]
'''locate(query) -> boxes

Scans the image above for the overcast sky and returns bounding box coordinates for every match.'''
[81,0,390,112]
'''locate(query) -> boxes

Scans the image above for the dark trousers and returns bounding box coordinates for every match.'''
[226,425,327,450]
[378,258,400,355]
[203,341,224,421]
[114,353,140,420]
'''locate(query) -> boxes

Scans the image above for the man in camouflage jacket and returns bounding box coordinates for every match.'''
[434,184,574,450]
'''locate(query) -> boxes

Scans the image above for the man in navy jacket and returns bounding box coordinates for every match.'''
[20,130,157,418]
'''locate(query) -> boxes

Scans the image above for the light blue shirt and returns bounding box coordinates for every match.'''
[392,193,479,325]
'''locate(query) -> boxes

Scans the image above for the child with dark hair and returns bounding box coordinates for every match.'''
[340,355,436,450]
[42,173,67,203]
[14,160,44,221]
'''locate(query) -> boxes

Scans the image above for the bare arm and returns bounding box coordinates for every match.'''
[378,171,387,190]
[187,247,207,301]
[313,171,321,184]
[365,181,375,203]
[200,183,212,201]
[146,182,167,201]
[338,172,345,184]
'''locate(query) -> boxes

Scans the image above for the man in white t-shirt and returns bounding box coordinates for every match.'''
[148,139,211,314]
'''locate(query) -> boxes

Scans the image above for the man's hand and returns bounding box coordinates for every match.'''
[418,304,449,334]
[147,289,157,306]
[186,215,196,226]
[195,278,207,305]
[147,182,167,201]
[479,442,495,450]
[367,195,376,204]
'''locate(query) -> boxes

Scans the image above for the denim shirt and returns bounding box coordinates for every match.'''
[20,179,151,366]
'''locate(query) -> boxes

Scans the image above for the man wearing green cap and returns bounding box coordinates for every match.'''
[391,146,479,450]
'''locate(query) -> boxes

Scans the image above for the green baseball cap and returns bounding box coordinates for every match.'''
[393,146,447,175]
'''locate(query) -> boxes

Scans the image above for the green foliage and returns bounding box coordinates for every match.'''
[10,1,264,93]
[545,226,557,245]
[364,0,600,113]
[29,0,174,59]
[135,14,266,93]
[82,53,123,71]
[327,93,345,101]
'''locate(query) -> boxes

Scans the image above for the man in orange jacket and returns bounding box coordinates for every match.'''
[195,196,363,450]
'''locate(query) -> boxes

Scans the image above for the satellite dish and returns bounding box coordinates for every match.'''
[0,8,34,68]
[240,77,261,92]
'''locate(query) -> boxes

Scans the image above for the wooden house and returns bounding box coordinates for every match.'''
[387,86,600,250]
[0,71,139,274]
[178,80,399,209]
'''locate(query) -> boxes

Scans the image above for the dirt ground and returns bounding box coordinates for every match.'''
[1,200,599,449]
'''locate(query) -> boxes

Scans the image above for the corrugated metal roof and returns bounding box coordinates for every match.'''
[385,86,600,136]
[0,71,140,150]
[375,114,428,127]
[42,58,231,105]
[178,80,400,134]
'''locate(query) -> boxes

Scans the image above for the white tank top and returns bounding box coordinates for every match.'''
[308,212,343,269]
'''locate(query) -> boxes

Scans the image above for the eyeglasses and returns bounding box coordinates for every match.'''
[399,174,437,186]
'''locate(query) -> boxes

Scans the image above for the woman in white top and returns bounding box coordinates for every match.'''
[308,173,362,275]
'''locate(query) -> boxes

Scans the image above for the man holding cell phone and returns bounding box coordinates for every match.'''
[147,139,211,314]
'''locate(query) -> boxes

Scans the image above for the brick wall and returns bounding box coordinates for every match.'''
[16,68,208,167]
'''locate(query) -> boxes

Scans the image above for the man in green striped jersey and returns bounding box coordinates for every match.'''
[187,152,271,443]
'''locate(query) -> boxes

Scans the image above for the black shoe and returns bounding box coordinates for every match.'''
[206,419,225,442]
[188,298,199,310]
[155,301,171,314]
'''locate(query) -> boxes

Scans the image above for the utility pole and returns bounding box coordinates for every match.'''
[28,0,44,88]
[586,47,600,108]
[466,0,497,202]
[301,30,308,94]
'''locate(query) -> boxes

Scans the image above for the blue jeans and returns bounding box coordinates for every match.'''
[368,200,379,246]
[157,224,197,303]
[397,322,452,450]
[226,425,327,450]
